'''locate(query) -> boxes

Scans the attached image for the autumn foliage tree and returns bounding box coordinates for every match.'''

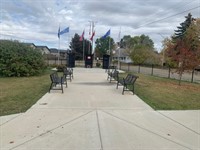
[166,13,200,84]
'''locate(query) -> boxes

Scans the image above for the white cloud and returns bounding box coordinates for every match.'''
[0,0,199,51]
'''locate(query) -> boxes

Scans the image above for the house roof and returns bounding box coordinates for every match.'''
[113,48,129,57]
[49,48,70,53]
[36,45,49,50]
[23,43,36,47]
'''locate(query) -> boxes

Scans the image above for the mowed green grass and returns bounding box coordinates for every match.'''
[0,71,52,116]
[133,74,200,110]
[0,70,200,116]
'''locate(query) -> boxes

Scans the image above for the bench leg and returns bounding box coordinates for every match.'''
[64,79,67,88]
[69,75,72,82]
[122,85,126,95]
[107,75,109,80]
[132,85,134,94]
[61,83,63,93]
[122,87,124,95]
[116,81,119,89]
[49,83,54,93]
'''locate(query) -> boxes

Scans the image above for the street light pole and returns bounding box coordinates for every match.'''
[117,47,120,70]
[118,27,121,70]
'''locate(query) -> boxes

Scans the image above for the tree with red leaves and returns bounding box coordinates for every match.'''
[166,14,200,85]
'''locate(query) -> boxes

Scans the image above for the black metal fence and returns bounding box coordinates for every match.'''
[113,62,200,83]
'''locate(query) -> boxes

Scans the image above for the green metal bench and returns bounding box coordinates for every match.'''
[49,72,67,93]
[116,74,139,95]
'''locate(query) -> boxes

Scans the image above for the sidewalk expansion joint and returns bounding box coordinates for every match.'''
[8,110,94,150]
[101,110,193,150]
[157,111,200,135]
[96,110,103,150]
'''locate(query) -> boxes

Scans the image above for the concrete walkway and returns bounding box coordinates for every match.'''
[1,68,200,150]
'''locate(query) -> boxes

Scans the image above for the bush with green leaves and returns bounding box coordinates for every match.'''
[0,40,46,77]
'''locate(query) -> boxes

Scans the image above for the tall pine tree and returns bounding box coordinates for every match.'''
[69,33,91,60]
[173,13,194,39]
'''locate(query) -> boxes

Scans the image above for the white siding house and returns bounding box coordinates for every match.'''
[112,48,132,63]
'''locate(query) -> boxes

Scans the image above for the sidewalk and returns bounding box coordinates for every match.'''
[1,67,199,150]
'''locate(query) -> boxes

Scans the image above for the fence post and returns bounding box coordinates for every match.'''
[120,62,121,70]
[138,64,140,73]
[151,64,154,76]
[168,66,171,78]
[191,69,194,83]
[128,63,130,71]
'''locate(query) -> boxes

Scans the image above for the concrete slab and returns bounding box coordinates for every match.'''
[1,67,199,150]
[0,114,22,126]
[102,110,200,150]
[159,110,200,134]
[98,110,190,150]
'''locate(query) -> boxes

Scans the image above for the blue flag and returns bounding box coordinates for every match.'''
[58,27,69,38]
[101,29,110,39]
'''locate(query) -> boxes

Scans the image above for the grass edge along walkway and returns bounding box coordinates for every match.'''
[0,71,51,116]
[132,73,200,110]
[1,69,200,116]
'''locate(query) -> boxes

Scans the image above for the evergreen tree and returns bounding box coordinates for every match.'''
[173,13,194,39]
[69,33,91,60]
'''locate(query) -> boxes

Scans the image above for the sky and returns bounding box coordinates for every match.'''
[0,0,200,52]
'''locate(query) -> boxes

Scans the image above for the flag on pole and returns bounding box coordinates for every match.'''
[79,30,85,41]
[58,26,60,38]
[90,31,95,41]
[101,29,110,39]
[58,27,69,38]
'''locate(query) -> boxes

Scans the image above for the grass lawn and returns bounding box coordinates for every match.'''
[0,70,200,116]
[0,70,52,116]
[132,73,200,110]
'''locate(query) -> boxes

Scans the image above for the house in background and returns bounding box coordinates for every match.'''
[36,46,50,55]
[112,48,132,63]
[23,43,36,49]
[49,48,58,56]
[49,48,69,59]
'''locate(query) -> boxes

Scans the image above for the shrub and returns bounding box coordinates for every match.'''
[96,62,101,67]
[56,64,66,72]
[0,40,46,77]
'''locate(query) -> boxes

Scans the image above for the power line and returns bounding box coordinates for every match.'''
[144,0,198,25]
[135,5,200,29]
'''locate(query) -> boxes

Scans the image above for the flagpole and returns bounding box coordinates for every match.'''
[58,24,60,65]
[57,26,69,66]
[83,39,85,61]
[88,21,91,54]
[58,37,60,65]
[118,27,121,70]
[109,37,111,66]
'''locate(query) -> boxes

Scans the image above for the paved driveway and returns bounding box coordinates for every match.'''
[1,68,199,150]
